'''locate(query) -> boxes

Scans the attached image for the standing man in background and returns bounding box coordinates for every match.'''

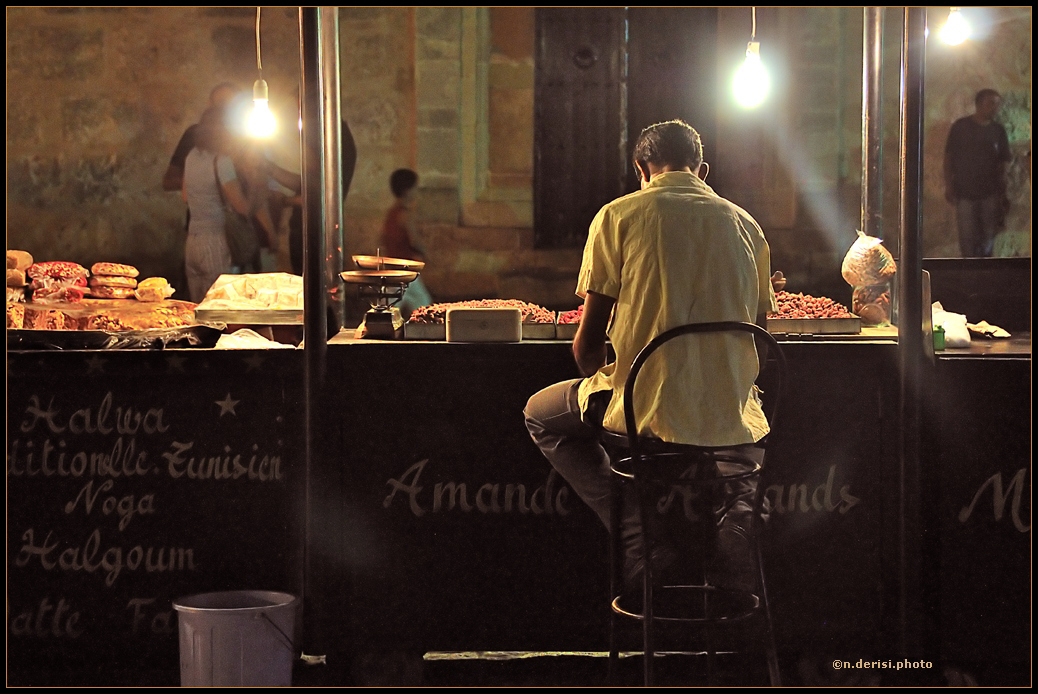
[943,88,1011,257]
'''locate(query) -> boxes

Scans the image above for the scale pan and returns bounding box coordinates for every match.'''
[341,269,418,285]
[352,255,425,272]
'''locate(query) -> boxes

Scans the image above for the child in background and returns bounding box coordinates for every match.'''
[379,168,433,319]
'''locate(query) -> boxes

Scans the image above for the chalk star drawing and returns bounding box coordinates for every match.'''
[243,354,265,371]
[166,355,187,373]
[215,393,240,417]
[85,355,105,373]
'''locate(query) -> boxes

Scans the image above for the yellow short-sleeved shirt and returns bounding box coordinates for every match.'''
[576,171,777,446]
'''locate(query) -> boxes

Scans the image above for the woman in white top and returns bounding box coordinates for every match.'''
[181,106,275,302]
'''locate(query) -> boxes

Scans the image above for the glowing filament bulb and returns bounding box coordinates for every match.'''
[940,8,971,45]
[248,79,277,138]
[733,41,770,109]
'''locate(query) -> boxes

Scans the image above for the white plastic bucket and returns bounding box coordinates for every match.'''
[173,590,299,687]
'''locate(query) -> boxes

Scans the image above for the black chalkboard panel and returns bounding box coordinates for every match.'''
[6,349,304,686]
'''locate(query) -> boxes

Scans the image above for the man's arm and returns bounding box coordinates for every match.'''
[266,160,302,194]
[572,290,615,377]
[754,308,770,367]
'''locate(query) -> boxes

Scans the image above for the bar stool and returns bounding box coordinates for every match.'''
[603,321,786,687]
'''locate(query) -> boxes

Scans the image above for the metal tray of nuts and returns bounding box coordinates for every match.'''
[766,316,861,335]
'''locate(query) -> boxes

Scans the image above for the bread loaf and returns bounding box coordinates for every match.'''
[7,250,33,271]
[135,277,174,302]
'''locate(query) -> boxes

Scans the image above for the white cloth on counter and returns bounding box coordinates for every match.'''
[215,328,295,349]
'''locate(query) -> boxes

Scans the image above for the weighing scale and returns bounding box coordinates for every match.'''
[341,255,425,339]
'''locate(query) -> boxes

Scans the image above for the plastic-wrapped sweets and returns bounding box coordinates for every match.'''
[842,231,897,326]
[196,273,304,312]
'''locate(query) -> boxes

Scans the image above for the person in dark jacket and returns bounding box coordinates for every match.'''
[943,88,1011,257]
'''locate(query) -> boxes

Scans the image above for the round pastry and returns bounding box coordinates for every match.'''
[27,261,89,281]
[89,285,137,299]
[91,262,139,278]
[30,273,87,288]
[89,275,138,289]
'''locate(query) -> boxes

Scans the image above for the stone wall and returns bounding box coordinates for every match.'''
[5,7,1031,315]
[6,6,302,288]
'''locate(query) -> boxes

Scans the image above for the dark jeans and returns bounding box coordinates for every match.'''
[956,195,1002,257]
[524,379,766,589]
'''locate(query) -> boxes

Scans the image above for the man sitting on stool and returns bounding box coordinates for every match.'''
[524,119,777,589]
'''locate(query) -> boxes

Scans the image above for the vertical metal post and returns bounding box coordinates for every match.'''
[299,4,328,660]
[861,7,884,238]
[897,5,926,660]
[320,7,345,335]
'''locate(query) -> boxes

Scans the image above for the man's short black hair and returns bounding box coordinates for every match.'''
[632,119,704,175]
[975,88,1001,107]
[390,168,419,198]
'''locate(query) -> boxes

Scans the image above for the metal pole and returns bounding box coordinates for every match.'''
[861,7,884,238]
[320,7,345,335]
[299,3,328,659]
[897,5,926,661]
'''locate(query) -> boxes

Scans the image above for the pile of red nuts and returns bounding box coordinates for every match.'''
[770,290,854,319]
[558,305,583,324]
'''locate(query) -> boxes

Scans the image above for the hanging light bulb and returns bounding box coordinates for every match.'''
[247,7,277,138]
[248,77,277,138]
[733,9,769,109]
[940,7,971,45]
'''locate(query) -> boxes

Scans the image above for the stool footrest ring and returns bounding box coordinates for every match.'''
[612,584,761,624]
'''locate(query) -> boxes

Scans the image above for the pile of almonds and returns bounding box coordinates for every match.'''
[410,299,556,324]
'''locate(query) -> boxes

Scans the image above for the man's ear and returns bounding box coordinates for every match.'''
[635,161,649,183]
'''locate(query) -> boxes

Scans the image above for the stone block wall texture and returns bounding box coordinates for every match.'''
[5,7,1031,313]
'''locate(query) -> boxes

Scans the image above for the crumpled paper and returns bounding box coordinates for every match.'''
[966,320,1011,339]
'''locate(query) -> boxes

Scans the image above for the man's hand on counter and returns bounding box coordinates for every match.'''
[573,291,615,376]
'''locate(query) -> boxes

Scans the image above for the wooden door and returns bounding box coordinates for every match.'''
[534,8,719,247]
[626,7,718,193]
[534,7,628,248]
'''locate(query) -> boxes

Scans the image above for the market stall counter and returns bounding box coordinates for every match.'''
[13,321,1026,685]
[319,332,902,674]
[6,346,306,686]
[922,331,1030,683]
